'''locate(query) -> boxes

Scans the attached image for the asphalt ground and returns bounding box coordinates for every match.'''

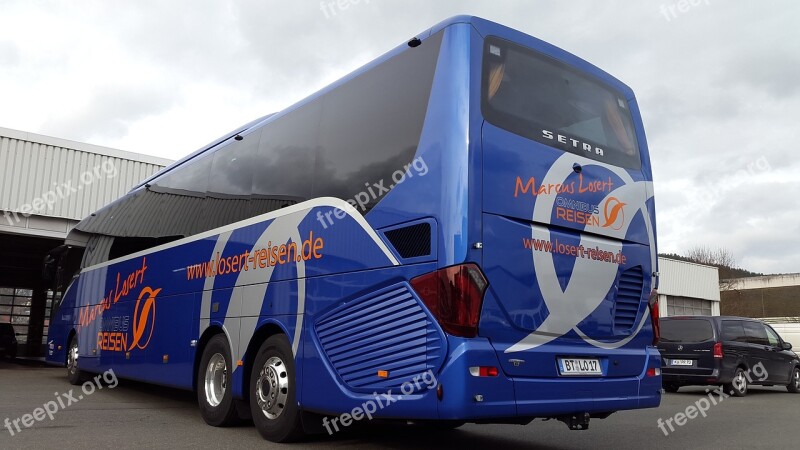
[0,359,796,449]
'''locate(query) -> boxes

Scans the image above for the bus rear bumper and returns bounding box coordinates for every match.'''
[435,338,662,420]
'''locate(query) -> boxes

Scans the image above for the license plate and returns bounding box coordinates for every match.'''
[670,359,693,366]
[558,358,602,376]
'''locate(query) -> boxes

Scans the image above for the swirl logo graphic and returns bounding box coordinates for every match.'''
[506,155,656,353]
[130,286,160,350]
[601,197,626,230]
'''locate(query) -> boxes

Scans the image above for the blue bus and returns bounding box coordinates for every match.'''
[45,16,661,442]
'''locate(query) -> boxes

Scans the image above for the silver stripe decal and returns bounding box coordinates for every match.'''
[229,212,310,371]
[199,231,233,334]
[507,154,656,353]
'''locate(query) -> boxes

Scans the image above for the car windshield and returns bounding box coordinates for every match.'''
[661,319,714,343]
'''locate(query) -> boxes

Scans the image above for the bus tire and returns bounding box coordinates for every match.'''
[197,334,239,426]
[250,334,303,442]
[67,335,86,385]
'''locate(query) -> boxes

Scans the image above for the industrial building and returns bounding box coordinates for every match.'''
[0,126,171,357]
[657,257,721,317]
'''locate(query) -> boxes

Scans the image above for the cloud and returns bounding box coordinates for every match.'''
[0,0,798,273]
[42,83,182,142]
[0,40,19,66]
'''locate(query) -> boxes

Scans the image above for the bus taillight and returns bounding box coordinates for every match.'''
[411,264,488,338]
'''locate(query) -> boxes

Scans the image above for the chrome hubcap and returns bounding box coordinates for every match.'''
[67,342,78,375]
[204,353,227,407]
[794,370,799,389]
[255,356,289,420]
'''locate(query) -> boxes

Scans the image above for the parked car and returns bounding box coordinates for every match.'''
[658,316,800,396]
[0,323,19,359]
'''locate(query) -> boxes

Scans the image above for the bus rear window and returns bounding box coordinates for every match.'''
[481,37,641,169]
[661,319,715,343]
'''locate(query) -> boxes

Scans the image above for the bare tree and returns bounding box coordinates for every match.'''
[685,246,737,268]
[683,246,739,290]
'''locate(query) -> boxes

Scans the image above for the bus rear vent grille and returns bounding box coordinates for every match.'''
[383,223,431,259]
[315,283,445,392]
[615,265,644,331]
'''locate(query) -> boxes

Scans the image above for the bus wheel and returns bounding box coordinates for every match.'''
[67,336,86,385]
[197,334,239,426]
[250,334,303,442]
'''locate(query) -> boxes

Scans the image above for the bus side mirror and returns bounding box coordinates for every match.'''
[782,342,793,351]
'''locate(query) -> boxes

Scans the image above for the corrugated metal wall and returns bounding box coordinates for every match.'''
[659,257,721,301]
[0,127,171,221]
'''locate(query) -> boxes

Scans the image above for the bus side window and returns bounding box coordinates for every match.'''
[206,133,260,228]
[313,31,443,214]
[251,103,320,215]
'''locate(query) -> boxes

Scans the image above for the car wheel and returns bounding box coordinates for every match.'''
[725,367,748,397]
[197,334,239,426]
[788,367,800,394]
[67,336,86,385]
[663,384,680,393]
[250,334,303,442]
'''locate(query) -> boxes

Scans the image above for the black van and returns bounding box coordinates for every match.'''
[658,316,800,396]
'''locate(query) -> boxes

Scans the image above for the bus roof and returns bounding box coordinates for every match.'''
[134,16,633,192]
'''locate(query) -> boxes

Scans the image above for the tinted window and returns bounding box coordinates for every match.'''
[209,134,259,197]
[251,103,320,214]
[155,152,213,194]
[206,134,261,229]
[765,325,782,347]
[721,320,747,343]
[314,31,443,213]
[482,36,641,169]
[743,321,769,346]
[660,319,714,343]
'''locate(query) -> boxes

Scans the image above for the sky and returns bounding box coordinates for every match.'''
[0,0,798,274]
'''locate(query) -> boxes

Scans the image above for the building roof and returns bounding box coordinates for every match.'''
[0,126,172,222]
